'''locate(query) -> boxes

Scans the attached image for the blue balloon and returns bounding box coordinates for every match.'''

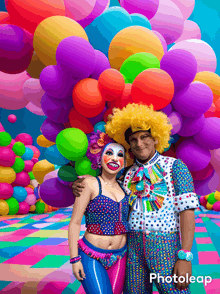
[21,147,34,160]
[54,164,62,170]
[130,14,152,30]
[34,187,40,200]
[13,186,27,202]
[170,134,180,144]
[85,7,132,56]
[45,144,70,166]
[94,121,106,133]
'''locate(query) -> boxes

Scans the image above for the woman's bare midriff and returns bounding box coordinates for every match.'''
[84,230,127,250]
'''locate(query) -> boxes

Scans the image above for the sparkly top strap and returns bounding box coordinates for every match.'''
[96,177,102,195]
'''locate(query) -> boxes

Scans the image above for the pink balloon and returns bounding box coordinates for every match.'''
[170,39,217,73]
[25,193,36,205]
[31,158,39,164]
[210,148,220,173]
[8,139,16,149]
[175,20,201,43]
[169,111,182,135]
[15,133,33,145]
[26,145,41,159]
[64,0,96,21]
[199,195,207,206]
[24,160,34,172]
[43,169,59,182]
[8,114,17,123]
[25,187,34,195]
[26,102,45,116]
[13,171,30,187]
[152,30,167,53]
[17,201,30,215]
[171,0,195,20]
[150,0,184,44]
[0,71,29,110]
[120,0,159,20]
[23,78,45,108]
[0,122,5,132]
[213,202,220,212]
[0,183,13,199]
[0,147,16,167]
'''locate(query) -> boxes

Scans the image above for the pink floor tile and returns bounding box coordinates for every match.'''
[75,285,86,294]
[4,220,21,224]
[204,278,220,294]
[198,251,220,264]
[196,237,212,244]
[58,240,69,246]
[32,214,49,220]
[45,218,61,222]
[61,225,69,230]
[0,229,38,242]
[81,225,86,231]
[1,281,25,293]
[195,218,204,223]
[195,227,207,232]
[40,281,69,294]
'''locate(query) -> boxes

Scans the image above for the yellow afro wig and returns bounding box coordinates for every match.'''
[105,103,172,153]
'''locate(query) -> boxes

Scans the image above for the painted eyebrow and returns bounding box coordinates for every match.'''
[105,148,114,153]
[118,150,124,153]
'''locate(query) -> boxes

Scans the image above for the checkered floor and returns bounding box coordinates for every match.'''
[0,207,220,293]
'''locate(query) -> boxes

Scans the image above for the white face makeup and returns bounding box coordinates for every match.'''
[101,143,125,173]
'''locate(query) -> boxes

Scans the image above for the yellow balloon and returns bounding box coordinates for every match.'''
[0,166,16,184]
[194,72,220,96]
[214,191,220,201]
[204,195,209,200]
[206,202,213,210]
[37,135,55,147]
[26,51,46,79]
[44,203,49,213]
[0,199,9,216]
[33,16,88,66]
[108,26,164,70]
[32,159,55,184]
[29,205,36,212]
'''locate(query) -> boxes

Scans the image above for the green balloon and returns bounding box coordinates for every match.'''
[208,193,218,205]
[88,168,100,177]
[12,142,26,156]
[58,165,78,182]
[5,197,19,215]
[56,128,88,161]
[75,157,92,176]
[122,74,129,84]
[35,201,45,214]
[120,52,160,84]
[28,172,35,180]
[0,132,12,147]
[12,157,25,173]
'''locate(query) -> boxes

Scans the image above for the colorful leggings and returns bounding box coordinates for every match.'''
[123,231,191,294]
[78,236,127,294]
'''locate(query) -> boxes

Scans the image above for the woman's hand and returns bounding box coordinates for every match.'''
[72,261,86,281]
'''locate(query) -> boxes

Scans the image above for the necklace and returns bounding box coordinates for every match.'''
[100,176,117,187]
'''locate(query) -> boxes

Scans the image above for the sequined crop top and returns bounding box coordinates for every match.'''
[84,177,130,235]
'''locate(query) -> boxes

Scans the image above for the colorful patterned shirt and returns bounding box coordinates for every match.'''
[123,151,199,233]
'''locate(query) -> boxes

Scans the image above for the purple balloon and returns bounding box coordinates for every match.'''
[41,118,65,142]
[161,103,173,116]
[160,50,197,91]
[120,0,159,20]
[40,65,78,99]
[176,139,211,171]
[56,36,96,80]
[193,117,220,150]
[39,177,75,208]
[169,111,182,135]
[41,93,73,124]
[194,171,219,196]
[78,0,109,28]
[89,106,107,125]
[152,30,167,54]
[0,25,33,74]
[172,82,213,117]
[178,115,205,137]
[90,50,111,80]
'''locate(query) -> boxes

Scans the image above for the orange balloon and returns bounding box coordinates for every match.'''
[213,94,220,103]
[98,69,125,101]
[69,108,94,134]
[72,79,105,118]
[131,69,174,110]
[114,84,133,109]
[7,0,66,34]
[26,52,46,79]
[204,103,216,118]
[0,12,10,24]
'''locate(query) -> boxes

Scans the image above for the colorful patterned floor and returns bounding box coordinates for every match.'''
[0,207,220,294]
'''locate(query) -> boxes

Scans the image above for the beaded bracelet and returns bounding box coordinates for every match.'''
[70,255,81,264]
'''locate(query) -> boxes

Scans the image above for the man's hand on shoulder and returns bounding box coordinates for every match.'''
[72,175,93,197]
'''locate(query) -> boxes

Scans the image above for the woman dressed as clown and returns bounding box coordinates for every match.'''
[68,131,130,294]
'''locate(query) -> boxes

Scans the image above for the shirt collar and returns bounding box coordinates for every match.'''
[135,151,161,168]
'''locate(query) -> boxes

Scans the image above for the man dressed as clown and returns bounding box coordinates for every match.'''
[73,103,200,294]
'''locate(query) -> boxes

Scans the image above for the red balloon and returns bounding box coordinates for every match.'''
[0,183,14,199]
[69,108,94,134]
[191,163,214,181]
[103,108,114,123]
[98,69,125,101]
[0,12,10,24]
[131,69,174,110]
[7,0,66,34]
[215,98,220,117]
[0,147,16,167]
[72,79,105,118]
[114,84,133,109]
[204,103,216,118]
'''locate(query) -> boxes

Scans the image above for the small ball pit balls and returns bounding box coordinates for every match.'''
[35,201,45,213]
[12,142,26,156]
[0,199,9,216]
[0,132,12,147]
[8,114,17,123]
[11,157,25,173]
[5,197,19,215]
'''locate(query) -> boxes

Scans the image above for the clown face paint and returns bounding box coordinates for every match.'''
[101,143,125,173]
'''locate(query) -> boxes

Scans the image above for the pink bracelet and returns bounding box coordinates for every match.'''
[70,255,81,264]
